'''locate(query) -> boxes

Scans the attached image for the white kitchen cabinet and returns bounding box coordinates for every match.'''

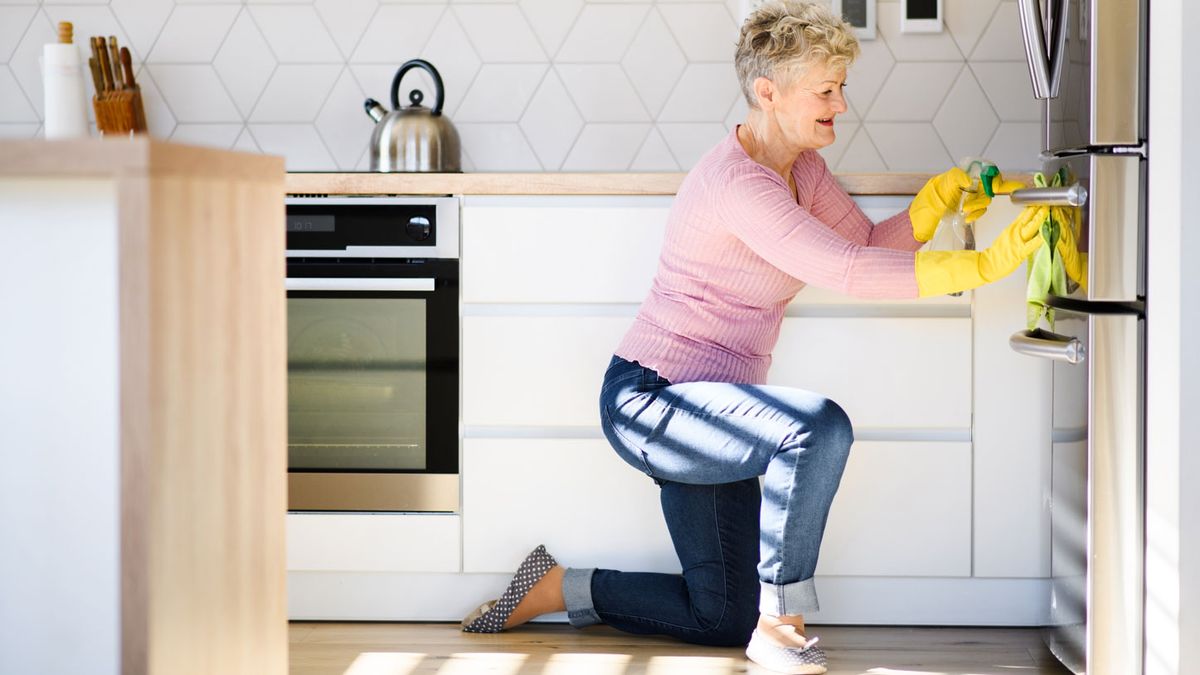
[463,315,972,432]
[287,513,460,573]
[461,438,677,574]
[450,194,1055,623]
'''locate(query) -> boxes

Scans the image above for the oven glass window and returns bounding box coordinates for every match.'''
[287,297,427,470]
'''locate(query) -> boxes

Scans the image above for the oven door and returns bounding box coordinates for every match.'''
[1011,305,1144,675]
[286,259,459,512]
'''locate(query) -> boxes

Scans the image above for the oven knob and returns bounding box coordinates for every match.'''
[407,216,432,241]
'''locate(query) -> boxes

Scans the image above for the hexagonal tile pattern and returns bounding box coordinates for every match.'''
[147,5,240,63]
[845,37,895,118]
[149,64,242,123]
[658,63,739,123]
[658,3,737,62]
[315,0,379,60]
[0,0,1042,172]
[562,123,650,171]
[519,70,583,170]
[249,6,343,63]
[251,64,341,122]
[249,123,336,170]
[0,66,37,122]
[352,5,443,64]
[631,127,680,171]
[621,8,687,118]
[558,64,648,122]
[866,62,962,121]
[945,0,1002,58]
[213,10,277,118]
[970,1,1025,61]
[315,68,371,169]
[864,122,954,171]
[418,10,482,118]
[519,0,584,57]
[934,67,999,161]
[0,6,36,63]
[457,123,542,171]
[455,64,546,122]
[555,4,650,63]
[836,127,887,172]
[110,0,174,60]
[970,61,1040,122]
[454,4,546,62]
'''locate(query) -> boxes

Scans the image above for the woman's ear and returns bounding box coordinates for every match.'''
[753,76,777,110]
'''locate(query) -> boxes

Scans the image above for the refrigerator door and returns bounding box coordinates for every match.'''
[1039,153,1145,303]
[1022,308,1144,675]
[1036,0,1145,153]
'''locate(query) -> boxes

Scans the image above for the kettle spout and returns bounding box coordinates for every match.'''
[364,98,387,123]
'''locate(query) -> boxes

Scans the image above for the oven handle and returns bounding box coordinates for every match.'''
[286,278,436,292]
[1009,328,1086,364]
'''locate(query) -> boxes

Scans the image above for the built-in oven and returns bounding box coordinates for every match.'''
[285,197,459,512]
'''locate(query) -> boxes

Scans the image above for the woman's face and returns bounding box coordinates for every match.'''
[767,62,849,151]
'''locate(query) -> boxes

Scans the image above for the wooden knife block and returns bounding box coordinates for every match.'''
[94,86,147,135]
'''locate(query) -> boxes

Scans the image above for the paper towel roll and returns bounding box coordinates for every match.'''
[43,43,90,139]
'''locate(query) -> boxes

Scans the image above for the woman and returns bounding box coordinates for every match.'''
[461,2,1046,673]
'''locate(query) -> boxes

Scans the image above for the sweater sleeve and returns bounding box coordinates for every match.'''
[714,164,920,299]
[807,157,925,252]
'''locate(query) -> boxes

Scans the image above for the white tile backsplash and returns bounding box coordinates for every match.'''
[555,3,650,63]
[3,0,1039,172]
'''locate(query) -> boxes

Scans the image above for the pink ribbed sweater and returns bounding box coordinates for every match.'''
[615,127,924,385]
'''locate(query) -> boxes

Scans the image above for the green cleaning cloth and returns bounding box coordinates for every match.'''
[1026,171,1068,330]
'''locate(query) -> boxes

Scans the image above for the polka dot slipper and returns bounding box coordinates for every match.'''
[744,627,828,674]
[461,544,558,633]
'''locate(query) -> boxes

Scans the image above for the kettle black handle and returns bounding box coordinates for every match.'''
[390,59,444,116]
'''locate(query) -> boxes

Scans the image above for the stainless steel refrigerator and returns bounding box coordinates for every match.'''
[1007,1,1146,674]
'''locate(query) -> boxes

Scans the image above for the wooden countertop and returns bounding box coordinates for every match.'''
[285,172,941,196]
[0,137,282,179]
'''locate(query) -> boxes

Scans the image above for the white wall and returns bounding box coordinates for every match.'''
[1146,1,1200,673]
[0,0,1039,172]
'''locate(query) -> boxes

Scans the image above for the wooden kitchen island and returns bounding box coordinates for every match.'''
[0,139,287,675]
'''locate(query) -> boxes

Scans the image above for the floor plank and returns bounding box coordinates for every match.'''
[289,623,1072,675]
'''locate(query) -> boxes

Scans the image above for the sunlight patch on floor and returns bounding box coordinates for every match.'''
[542,653,634,675]
[645,655,739,674]
[343,652,426,675]
[435,652,528,675]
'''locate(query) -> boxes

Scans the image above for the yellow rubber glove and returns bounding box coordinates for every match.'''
[1052,206,1088,292]
[910,167,971,242]
[915,206,1049,297]
[960,172,1027,222]
[910,169,1027,242]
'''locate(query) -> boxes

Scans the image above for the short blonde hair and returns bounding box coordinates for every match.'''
[735,1,860,108]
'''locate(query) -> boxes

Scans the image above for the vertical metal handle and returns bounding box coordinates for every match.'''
[1047,0,1070,98]
[1018,0,1053,99]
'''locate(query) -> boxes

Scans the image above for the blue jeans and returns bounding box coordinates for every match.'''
[562,355,854,646]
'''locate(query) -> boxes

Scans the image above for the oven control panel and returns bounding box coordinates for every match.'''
[285,196,459,260]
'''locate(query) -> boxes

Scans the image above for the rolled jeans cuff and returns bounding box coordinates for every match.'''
[563,567,602,628]
[758,577,820,616]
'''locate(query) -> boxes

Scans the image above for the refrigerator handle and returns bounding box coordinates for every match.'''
[1047,0,1070,98]
[1018,0,1053,100]
[1009,329,1086,364]
[1010,184,1088,207]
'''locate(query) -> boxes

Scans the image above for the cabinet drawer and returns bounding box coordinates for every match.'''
[462,197,670,304]
[463,316,971,430]
[462,438,677,574]
[817,441,971,577]
[770,317,972,430]
[462,439,970,578]
[287,513,460,573]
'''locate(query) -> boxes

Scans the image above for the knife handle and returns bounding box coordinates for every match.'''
[108,36,121,90]
[88,56,103,95]
[96,36,113,92]
[119,47,135,90]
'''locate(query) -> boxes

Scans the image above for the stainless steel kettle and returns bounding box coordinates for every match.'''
[364,59,461,173]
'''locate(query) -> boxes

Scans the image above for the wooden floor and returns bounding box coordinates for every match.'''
[290,622,1071,675]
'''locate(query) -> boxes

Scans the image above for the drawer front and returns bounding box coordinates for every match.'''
[462,439,970,578]
[463,316,971,430]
